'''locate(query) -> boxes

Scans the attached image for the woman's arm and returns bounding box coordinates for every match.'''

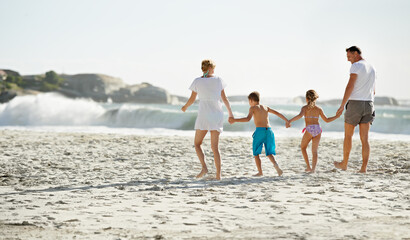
[221,90,234,118]
[288,107,305,123]
[319,107,341,123]
[181,91,197,112]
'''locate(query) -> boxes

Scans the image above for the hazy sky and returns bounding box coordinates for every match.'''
[1,0,409,99]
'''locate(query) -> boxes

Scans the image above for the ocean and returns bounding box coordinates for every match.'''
[1,93,409,141]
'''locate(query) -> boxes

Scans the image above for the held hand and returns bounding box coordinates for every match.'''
[336,110,343,118]
[336,106,344,116]
[286,121,291,128]
[181,105,188,112]
[228,117,235,124]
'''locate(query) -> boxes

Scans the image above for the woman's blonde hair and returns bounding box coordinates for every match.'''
[201,59,216,72]
[306,90,319,108]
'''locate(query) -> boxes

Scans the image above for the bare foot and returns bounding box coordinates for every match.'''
[196,168,208,178]
[305,168,312,172]
[253,172,263,177]
[274,165,283,176]
[358,169,367,173]
[334,161,347,170]
[215,174,221,180]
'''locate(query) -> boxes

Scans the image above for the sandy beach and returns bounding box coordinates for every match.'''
[0,130,409,239]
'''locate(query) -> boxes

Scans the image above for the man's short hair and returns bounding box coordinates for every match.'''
[346,46,362,55]
[248,91,260,102]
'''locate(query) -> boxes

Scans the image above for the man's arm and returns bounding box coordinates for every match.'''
[181,91,197,112]
[231,107,253,123]
[337,74,357,115]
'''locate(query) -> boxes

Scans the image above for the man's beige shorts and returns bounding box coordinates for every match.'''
[345,100,375,126]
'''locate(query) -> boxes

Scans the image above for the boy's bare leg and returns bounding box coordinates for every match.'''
[194,130,208,178]
[301,132,312,172]
[311,133,321,173]
[254,155,263,176]
[334,123,355,170]
[267,155,283,176]
[359,123,370,173]
[210,130,221,180]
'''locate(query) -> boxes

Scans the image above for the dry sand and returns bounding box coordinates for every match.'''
[0,130,409,239]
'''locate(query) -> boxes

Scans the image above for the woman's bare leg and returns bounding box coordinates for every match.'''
[194,130,208,178]
[210,130,221,180]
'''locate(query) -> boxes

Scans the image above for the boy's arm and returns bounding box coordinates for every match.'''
[268,107,289,123]
[221,90,234,118]
[288,107,305,123]
[231,107,254,123]
[181,91,197,112]
[319,107,341,123]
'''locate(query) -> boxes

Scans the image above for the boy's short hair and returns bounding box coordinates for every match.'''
[346,46,362,55]
[248,91,260,102]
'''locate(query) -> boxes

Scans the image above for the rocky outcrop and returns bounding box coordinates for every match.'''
[0,90,17,103]
[0,89,42,103]
[57,74,181,104]
[374,96,399,106]
[59,74,126,102]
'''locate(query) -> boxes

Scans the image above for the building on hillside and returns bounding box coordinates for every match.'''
[0,70,7,81]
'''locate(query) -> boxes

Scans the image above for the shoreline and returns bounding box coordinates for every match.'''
[0,130,409,239]
[1,126,410,141]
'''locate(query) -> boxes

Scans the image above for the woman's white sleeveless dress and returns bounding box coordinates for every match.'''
[189,76,226,133]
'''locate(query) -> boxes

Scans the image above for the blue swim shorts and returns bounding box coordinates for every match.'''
[252,127,276,156]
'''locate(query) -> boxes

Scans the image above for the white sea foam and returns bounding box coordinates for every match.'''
[1,93,409,139]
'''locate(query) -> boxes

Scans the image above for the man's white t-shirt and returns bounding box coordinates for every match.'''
[349,59,376,101]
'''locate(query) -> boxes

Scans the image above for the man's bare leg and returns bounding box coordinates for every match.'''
[311,133,321,173]
[359,123,370,173]
[194,130,208,178]
[267,155,283,176]
[301,132,312,172]
[210,130,221,180]
[334,123,355,170]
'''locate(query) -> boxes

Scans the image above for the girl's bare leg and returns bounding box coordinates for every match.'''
[254,155,263,176]
[210,130,221,180]
[301,132,313,172]
[311,133,321,173]
[194,130,208,178]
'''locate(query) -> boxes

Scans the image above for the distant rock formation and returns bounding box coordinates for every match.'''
[0,89,41,103]
[57,74,182,104]
[58,74,126,102]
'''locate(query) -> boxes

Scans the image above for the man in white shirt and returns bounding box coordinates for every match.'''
[334,46,376,173]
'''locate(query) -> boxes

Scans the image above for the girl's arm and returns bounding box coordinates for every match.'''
[287,107,305,123]
[232,107,253,122]
[221,90,234,118]
[319,107,340,123]
[268,107,289,123]
[181,91,197,112]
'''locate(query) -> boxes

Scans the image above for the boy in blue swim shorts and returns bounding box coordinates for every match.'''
[229,91,289,176]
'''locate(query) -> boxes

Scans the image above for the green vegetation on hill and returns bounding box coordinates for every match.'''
[40,71,64,91]
[0,70,64,92]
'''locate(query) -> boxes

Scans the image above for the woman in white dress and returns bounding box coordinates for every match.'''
[181,60,233,180]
